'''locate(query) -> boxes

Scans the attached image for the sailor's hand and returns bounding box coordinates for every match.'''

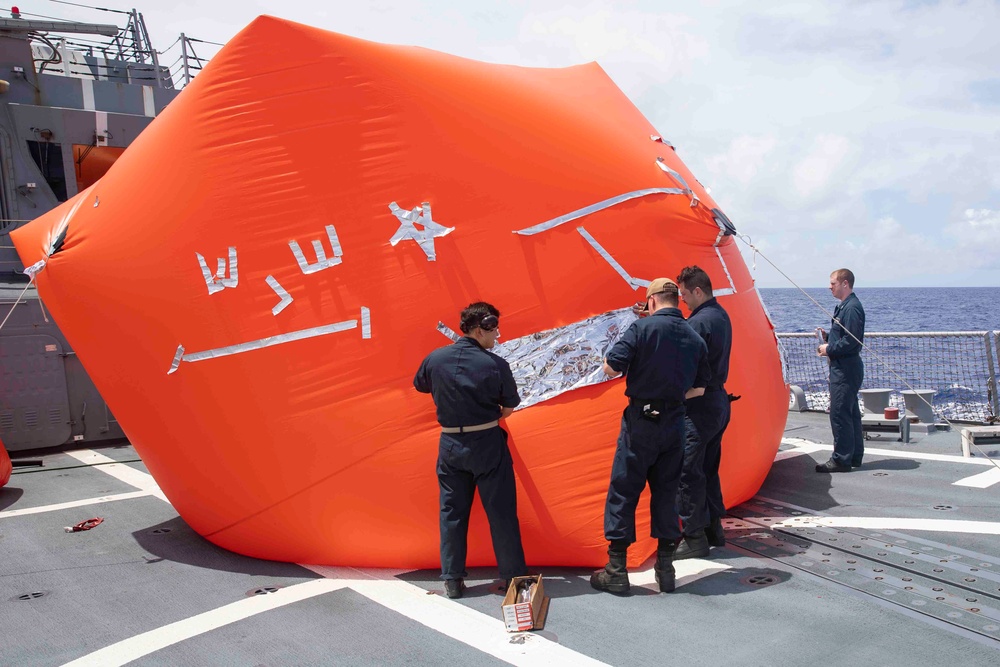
[817,343,828,357]
[631,302,648,317]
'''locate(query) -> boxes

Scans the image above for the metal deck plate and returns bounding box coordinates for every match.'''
[727,498,1000,642]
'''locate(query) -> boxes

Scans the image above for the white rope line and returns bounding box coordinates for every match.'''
[736,233,1000,470]
[0,279,35,331]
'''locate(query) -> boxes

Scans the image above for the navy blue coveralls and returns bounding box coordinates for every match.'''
[826,292,866,467]
[413,337,528,582]
[604,308,710,543]
[677,297,733,534]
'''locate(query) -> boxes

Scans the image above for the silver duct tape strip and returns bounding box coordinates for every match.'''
[754,286,778,331]
[168,345,185,374]
[167,316,367,375]
[655,159,699,208]
[266,275,293,316]
[93,196,99,208]
[577,227,649,290]
[514,188,686,236]
[361,307,371,339]
[22,259,46,280]
[289,225,343,275]
[437,322,461,342]
[196,247,239,295]
[650,134,674,148]
[714,246,737,295]
[495,307,637,410]
[389,201,454,261]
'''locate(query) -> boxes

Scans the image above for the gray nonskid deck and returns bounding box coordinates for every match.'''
[1,411,999,666]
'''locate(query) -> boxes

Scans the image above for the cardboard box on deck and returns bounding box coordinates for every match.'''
[501,574,549,632]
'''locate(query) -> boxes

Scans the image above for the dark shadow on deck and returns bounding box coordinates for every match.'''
[132,516,314,578]
[0,486,24,511]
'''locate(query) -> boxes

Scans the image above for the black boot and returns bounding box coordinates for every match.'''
[590,543,630,594]
[444,578,466,599]
[654,539,677,593]
[705,516,726,547]
[674,529,710,560]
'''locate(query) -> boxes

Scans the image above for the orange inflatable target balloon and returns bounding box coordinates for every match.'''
[12,16,786,568]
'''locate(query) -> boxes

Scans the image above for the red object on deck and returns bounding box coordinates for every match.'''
[0,437,11,488]
[884,407,900,419]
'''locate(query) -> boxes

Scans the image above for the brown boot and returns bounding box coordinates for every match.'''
[590,544,630,594]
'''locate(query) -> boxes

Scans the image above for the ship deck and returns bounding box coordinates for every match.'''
[2,410,999,666]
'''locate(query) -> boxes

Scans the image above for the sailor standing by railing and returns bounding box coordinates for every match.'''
[816,268,867,472]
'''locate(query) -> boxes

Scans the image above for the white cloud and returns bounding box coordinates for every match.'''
[705,135,778,189]
[791,134,854,201]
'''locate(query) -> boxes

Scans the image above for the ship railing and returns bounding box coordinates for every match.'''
[776,331,1000,424]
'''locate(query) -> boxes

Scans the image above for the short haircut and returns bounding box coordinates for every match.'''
[651,288,679,308]
[459,301,500,334]
[677,265,713,296]
[831,268,855,289]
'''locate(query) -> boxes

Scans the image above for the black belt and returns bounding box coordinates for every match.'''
[628,397,682,409]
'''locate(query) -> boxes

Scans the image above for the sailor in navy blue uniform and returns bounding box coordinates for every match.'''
[817,268,866,473]
[591,278,710,595]
[413,302,528,599]
[673,265,734,559]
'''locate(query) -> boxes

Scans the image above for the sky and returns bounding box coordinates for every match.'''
[26,0,1000,287]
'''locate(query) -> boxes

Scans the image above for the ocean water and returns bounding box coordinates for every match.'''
[758,287,1000,333]
[757,287,999,422]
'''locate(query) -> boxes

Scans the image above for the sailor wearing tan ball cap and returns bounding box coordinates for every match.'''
[592,278,710,595]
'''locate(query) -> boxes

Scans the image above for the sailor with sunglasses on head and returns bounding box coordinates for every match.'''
[414,302,528,599]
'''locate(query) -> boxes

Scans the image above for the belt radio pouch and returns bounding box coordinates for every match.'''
[640,399,664,423]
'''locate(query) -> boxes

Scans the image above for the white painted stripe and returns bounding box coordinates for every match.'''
[953,467,1000,489]
[0,490,150,519]
[60,579,346,667]
[307,565,608,666]
[65,449,167,501]
[81,78,95,111]
[780,438,997,466]
[95,111,108,143]
[773,515,1000,535]
[350,579,608,666]
[630,558,729,590]
[774,442,828,461]
[142,85,155,117]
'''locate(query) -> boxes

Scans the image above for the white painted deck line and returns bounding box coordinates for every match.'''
[773,516,1000,535]
[774,442,827,461]
[307,565,609,666]
[65,449,168,501]
[59,579,347,667]
[353,579,609,666]
[953,467,1000,489]
[0,490,150,519]
[780,438,997,466]
[630,558,730,590]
